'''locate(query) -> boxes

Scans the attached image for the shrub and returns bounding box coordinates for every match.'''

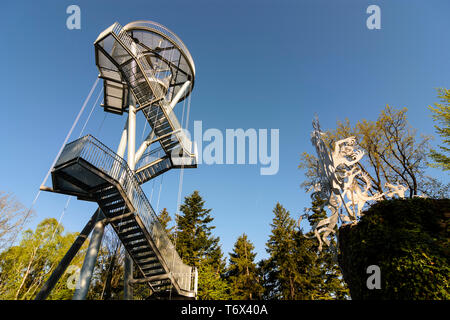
[338,198,449,299]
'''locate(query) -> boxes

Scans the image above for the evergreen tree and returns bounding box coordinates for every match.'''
[157,208,174,242]
[304,196,349,299]
[265,203,309,300]
[257,258,277,300]
[227,234,263,299]
[197,264,230,300]
[174,191,228,299]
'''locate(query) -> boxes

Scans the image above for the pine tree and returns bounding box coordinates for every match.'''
[227,234,263,299]
[197,264,230,300]
[157,208,174,242]
[304,196,349,299]
[265,203,308,300]
[257,258,277,300]
[174,191,228,299]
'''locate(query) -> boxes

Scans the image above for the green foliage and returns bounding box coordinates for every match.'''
[174,191,227,299]
[259,200,348,300]
[264,203,317,300]
[158,208,175,242]
[305,197,349,299]
[0,191,33,251]
[299,105,439,198]
[175,191,223,269]
[338,198,450,299]
[428,88,450,171]
[0,218,87,300]
[197,264,230,300]
[227,234,263,299]
[86,228,125,300]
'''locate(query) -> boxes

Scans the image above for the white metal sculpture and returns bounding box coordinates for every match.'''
[303,118,407,251]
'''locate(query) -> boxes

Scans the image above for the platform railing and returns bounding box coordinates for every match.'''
[123,20,195,75]
[110,22,196,162]
[111,22,166,102]
[55,135,196,293]
[136,147,166,172]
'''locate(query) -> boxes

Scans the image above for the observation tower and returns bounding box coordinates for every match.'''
[35,21,198,300]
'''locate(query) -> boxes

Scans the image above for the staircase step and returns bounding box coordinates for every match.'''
[93,184,115,195]
[134,251,156,260]
[140,262,161,270]
[141,266,163,273]
[132,246,152,255]
[136,256,158,264]
[116,219,138,229]
[98,193,123,204]
[118,227,141,237]
[145,269,166,277]
[101,201,127,211]
[150,280,172,289]
[122,234,146,243]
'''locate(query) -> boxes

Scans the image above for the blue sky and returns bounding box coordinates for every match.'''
[1,0,449,262]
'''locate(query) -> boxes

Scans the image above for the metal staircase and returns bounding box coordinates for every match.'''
[50,135,197,298]
[94,22,197,186]
[134,147,172,184]
[36,20,200,301]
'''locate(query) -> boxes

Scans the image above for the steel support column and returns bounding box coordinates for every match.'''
[124,94,136,300]
[34,209,101,300]
[72,214,106,300]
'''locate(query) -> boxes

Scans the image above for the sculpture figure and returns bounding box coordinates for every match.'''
[304,118,408,251]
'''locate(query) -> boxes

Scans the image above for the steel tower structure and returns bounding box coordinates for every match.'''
[35,21,198,300]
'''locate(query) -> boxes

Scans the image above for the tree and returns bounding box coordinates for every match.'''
[262,202,348,300]
[197,264,230,300]
[304,197,349,299]
[428,88,450,171]
[86,226,125,300]
[0,218,86,300]
[0,191,33,251]
[226,234,263,299]
[157,208,175,242]
[175,191,224,269]
[299,105,446,199]
[87,209,178,300]
[174,191,227,299]
[338,198,449,299]
[257,258,277,300]
[265,203,312,300]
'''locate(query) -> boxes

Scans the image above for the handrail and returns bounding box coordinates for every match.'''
[55,135,195,293]
[136,147,166,172]
[123,20,195,75]
[109,22,196,160]
[111,22,166,101]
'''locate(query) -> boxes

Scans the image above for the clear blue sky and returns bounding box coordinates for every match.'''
[1,0,449,262]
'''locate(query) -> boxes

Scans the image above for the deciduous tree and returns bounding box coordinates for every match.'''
[0,191,33,251]
[0,218,86,300]
[299,105,445,198]
[428,88,450,171]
